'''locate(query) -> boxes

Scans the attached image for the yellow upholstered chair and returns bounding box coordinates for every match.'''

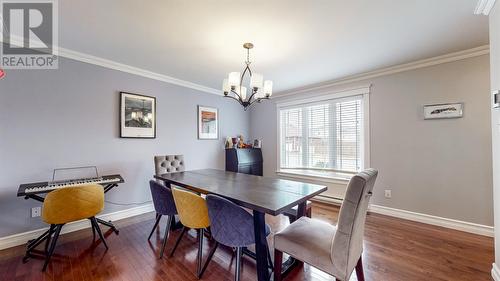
[170,187,211,278]
[41,184,107,271]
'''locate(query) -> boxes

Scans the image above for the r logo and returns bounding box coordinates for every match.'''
[2,2,53,55]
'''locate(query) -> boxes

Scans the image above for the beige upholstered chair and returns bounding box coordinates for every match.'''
[273,169,378,281]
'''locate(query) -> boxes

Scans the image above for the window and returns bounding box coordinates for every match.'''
[278,88,369,179]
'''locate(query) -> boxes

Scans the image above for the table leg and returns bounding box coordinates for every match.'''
[296,201,307,218]
[253,210,270,281]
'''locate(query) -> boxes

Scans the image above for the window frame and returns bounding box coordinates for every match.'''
[276,85,371,181]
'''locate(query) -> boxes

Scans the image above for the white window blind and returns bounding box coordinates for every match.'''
[279,95,363,174]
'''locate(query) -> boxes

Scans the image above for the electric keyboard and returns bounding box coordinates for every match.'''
[17,174,124,196]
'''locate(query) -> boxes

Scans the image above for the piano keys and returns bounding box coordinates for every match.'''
[17,174,124,196]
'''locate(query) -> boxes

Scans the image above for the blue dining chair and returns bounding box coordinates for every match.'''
[148,180,178,258]
[200,194,273,281]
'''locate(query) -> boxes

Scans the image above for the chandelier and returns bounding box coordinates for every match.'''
[222,43,273,110]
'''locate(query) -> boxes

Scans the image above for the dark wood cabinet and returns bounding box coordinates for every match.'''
[225,148,263,176]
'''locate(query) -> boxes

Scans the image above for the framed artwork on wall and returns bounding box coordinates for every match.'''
[198,105,219,140]
[423,103,463,120]
[120,92,156,138]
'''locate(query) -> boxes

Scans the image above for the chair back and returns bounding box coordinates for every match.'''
[331,169,378,279]
[206,194,256,247]
[154,155,185,176]
[171,187,210,229]
[42,184,104,225]
[149,180,177,216]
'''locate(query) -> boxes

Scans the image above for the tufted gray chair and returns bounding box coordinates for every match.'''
[273,169,378,281]
[154,155,185,176]
[149,155,185,243]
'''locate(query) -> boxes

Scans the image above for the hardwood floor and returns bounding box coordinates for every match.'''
[0,202,493,281]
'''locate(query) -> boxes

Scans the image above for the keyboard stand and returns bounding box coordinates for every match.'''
[22,182,120,263]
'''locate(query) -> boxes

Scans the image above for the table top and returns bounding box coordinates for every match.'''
[155,169,327,216]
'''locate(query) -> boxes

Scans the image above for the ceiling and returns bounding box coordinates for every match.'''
[58,0,489,93]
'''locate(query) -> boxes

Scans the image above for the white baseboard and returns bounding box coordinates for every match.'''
[0,203,154,250]
[368,204,494,237]
[492,263,500,281]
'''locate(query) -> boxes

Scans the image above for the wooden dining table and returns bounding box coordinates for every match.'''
[154,169,327,281]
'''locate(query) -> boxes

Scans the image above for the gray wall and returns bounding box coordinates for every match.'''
[250,55,493,226]
[489,2,500,264]
[0,57,249,237]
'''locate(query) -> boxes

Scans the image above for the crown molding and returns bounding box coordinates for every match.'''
[475,0,497,15]
[58,47,221,95]
[276,45,490,98]
[0,35,221,96]
[2,34,490,98]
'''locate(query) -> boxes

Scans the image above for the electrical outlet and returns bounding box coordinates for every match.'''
[384,190,392,198]
[31,207,41,218]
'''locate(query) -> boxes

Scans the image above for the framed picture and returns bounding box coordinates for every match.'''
[120,92,156,138]
[423,103,463,120]
[198,105,219,140]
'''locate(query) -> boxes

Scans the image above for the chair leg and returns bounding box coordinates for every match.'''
[196,229,204,278]
[170,227,187,257]
[148,213,162,240]
[266,244,274,269]
[235,247,243,281]
[42,224,63,272]
[273,249,283,281]
[90,217,108,250]
[44,225,55,254]
[159,215,172,259]
[91,222,96,240]
[198,242,218,278]
[355,256,365,281]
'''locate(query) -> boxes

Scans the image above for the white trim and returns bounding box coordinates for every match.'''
[275,45,490,98]
[475,0,497,15]
[275,85,371,108]
[362,91,371,169]
[276,86,371,175]
[492,263,500,281]
[276,170,350,185]
[368,204,494,237]
[0,35,221,96]
[0,204,154,250]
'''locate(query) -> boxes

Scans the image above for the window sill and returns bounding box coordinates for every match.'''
[276,169,352,185]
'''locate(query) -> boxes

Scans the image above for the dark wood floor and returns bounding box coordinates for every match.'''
[0,202,494,281]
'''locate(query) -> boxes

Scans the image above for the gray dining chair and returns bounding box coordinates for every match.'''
[273,169,378,281]
[150,155,185,239]
[200,194,273,281]
[154,155,185,176]
[147,180,178,258]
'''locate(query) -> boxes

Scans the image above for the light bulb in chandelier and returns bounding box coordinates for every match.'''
[228,72,240,88]
[264,80,273,97]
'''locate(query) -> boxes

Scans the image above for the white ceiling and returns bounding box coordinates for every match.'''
[59,0,489,93]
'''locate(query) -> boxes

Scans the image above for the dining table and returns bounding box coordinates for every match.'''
[154,168,327,281]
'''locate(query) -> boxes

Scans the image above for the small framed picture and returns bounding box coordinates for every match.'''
[120,92,156,138]
[198,105,219,140]
[423,103,463,120]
